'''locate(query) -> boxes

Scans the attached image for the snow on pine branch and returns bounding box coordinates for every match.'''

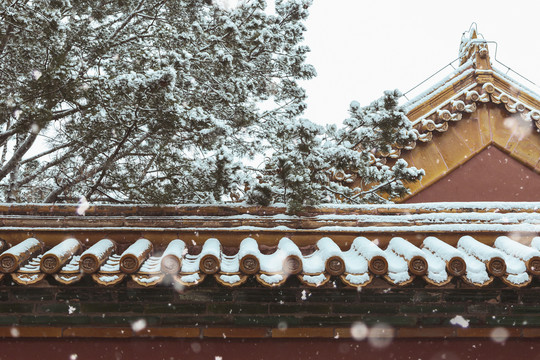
[0,0,422,211]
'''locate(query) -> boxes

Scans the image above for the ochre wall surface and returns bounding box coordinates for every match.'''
[406,146,540,202]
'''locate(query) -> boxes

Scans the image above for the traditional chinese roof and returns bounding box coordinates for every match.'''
[2,29,540,347]
[400,28,540,200]
[1,203,539,289]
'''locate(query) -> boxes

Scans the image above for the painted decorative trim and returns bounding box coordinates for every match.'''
[408,80,540,150]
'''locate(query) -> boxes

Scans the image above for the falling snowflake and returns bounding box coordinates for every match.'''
[131,319,147,332]
[191,343,202,353]
[350,322,368,341]
[450,315,470,328]
[173,282,186,293]
[368,323,394,349]
[77,196,90,216]
[491,327,509,343]
[31,70,42,80]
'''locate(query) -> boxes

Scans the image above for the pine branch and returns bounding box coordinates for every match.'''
[323,185,358,203]
[350,178,396,200]
[107,0,154,42]
[0,107,84,152]
[0,23,13,56]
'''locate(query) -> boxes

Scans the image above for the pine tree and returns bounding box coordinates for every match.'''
[326,89,424,203]
[1,1,422,209]
[251,90,424,211]
[0,0,315,203]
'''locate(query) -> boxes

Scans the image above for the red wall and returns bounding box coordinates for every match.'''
[406,146,540,203]
[2,338,540,360]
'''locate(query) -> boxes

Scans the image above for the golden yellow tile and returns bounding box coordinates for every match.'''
[511,130,540,169]
[272,327,334,338]
[409,141,449,187]
[397,327,455,338]
[516,91,540,111]
[407,103,435,123]
[451,112,484,152]
[499,113,534,153]
[493,76,520,98]
[490,105,515,147]
[204,327,269,338]
[477,103,492,144]
[433,127,475,170]
[407,87,457,122]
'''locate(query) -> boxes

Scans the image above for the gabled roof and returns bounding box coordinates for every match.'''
[400,29,540,200]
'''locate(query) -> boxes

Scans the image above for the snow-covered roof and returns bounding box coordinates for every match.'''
[403,29,540,149]
[5,234,540,288]
[397,29,540,201]
[0,203,538,289]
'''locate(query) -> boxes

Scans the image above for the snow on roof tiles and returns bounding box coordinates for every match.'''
[402,31,540,155]
[0,235,538,289]
[0,203,536,289]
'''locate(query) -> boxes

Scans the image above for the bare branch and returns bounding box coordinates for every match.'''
[21,141,75,164]
[51,106,86,121]
[111,34,153,48]
[44,131,150,203]
[86,122,137,199]
[0,106,82,150]
[108,0,146,42]
[0,127,20,148]
[0,130,39,182]
[138,152,158,182]
[18,150,75,187]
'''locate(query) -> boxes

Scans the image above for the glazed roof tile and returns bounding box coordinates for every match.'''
[0,234,539,289]
[0,203,536,289]
[395,30,540,203]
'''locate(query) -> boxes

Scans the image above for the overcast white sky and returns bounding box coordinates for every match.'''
[300,0,540,125]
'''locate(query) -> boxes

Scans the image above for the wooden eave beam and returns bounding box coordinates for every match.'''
[0,204,537,248]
